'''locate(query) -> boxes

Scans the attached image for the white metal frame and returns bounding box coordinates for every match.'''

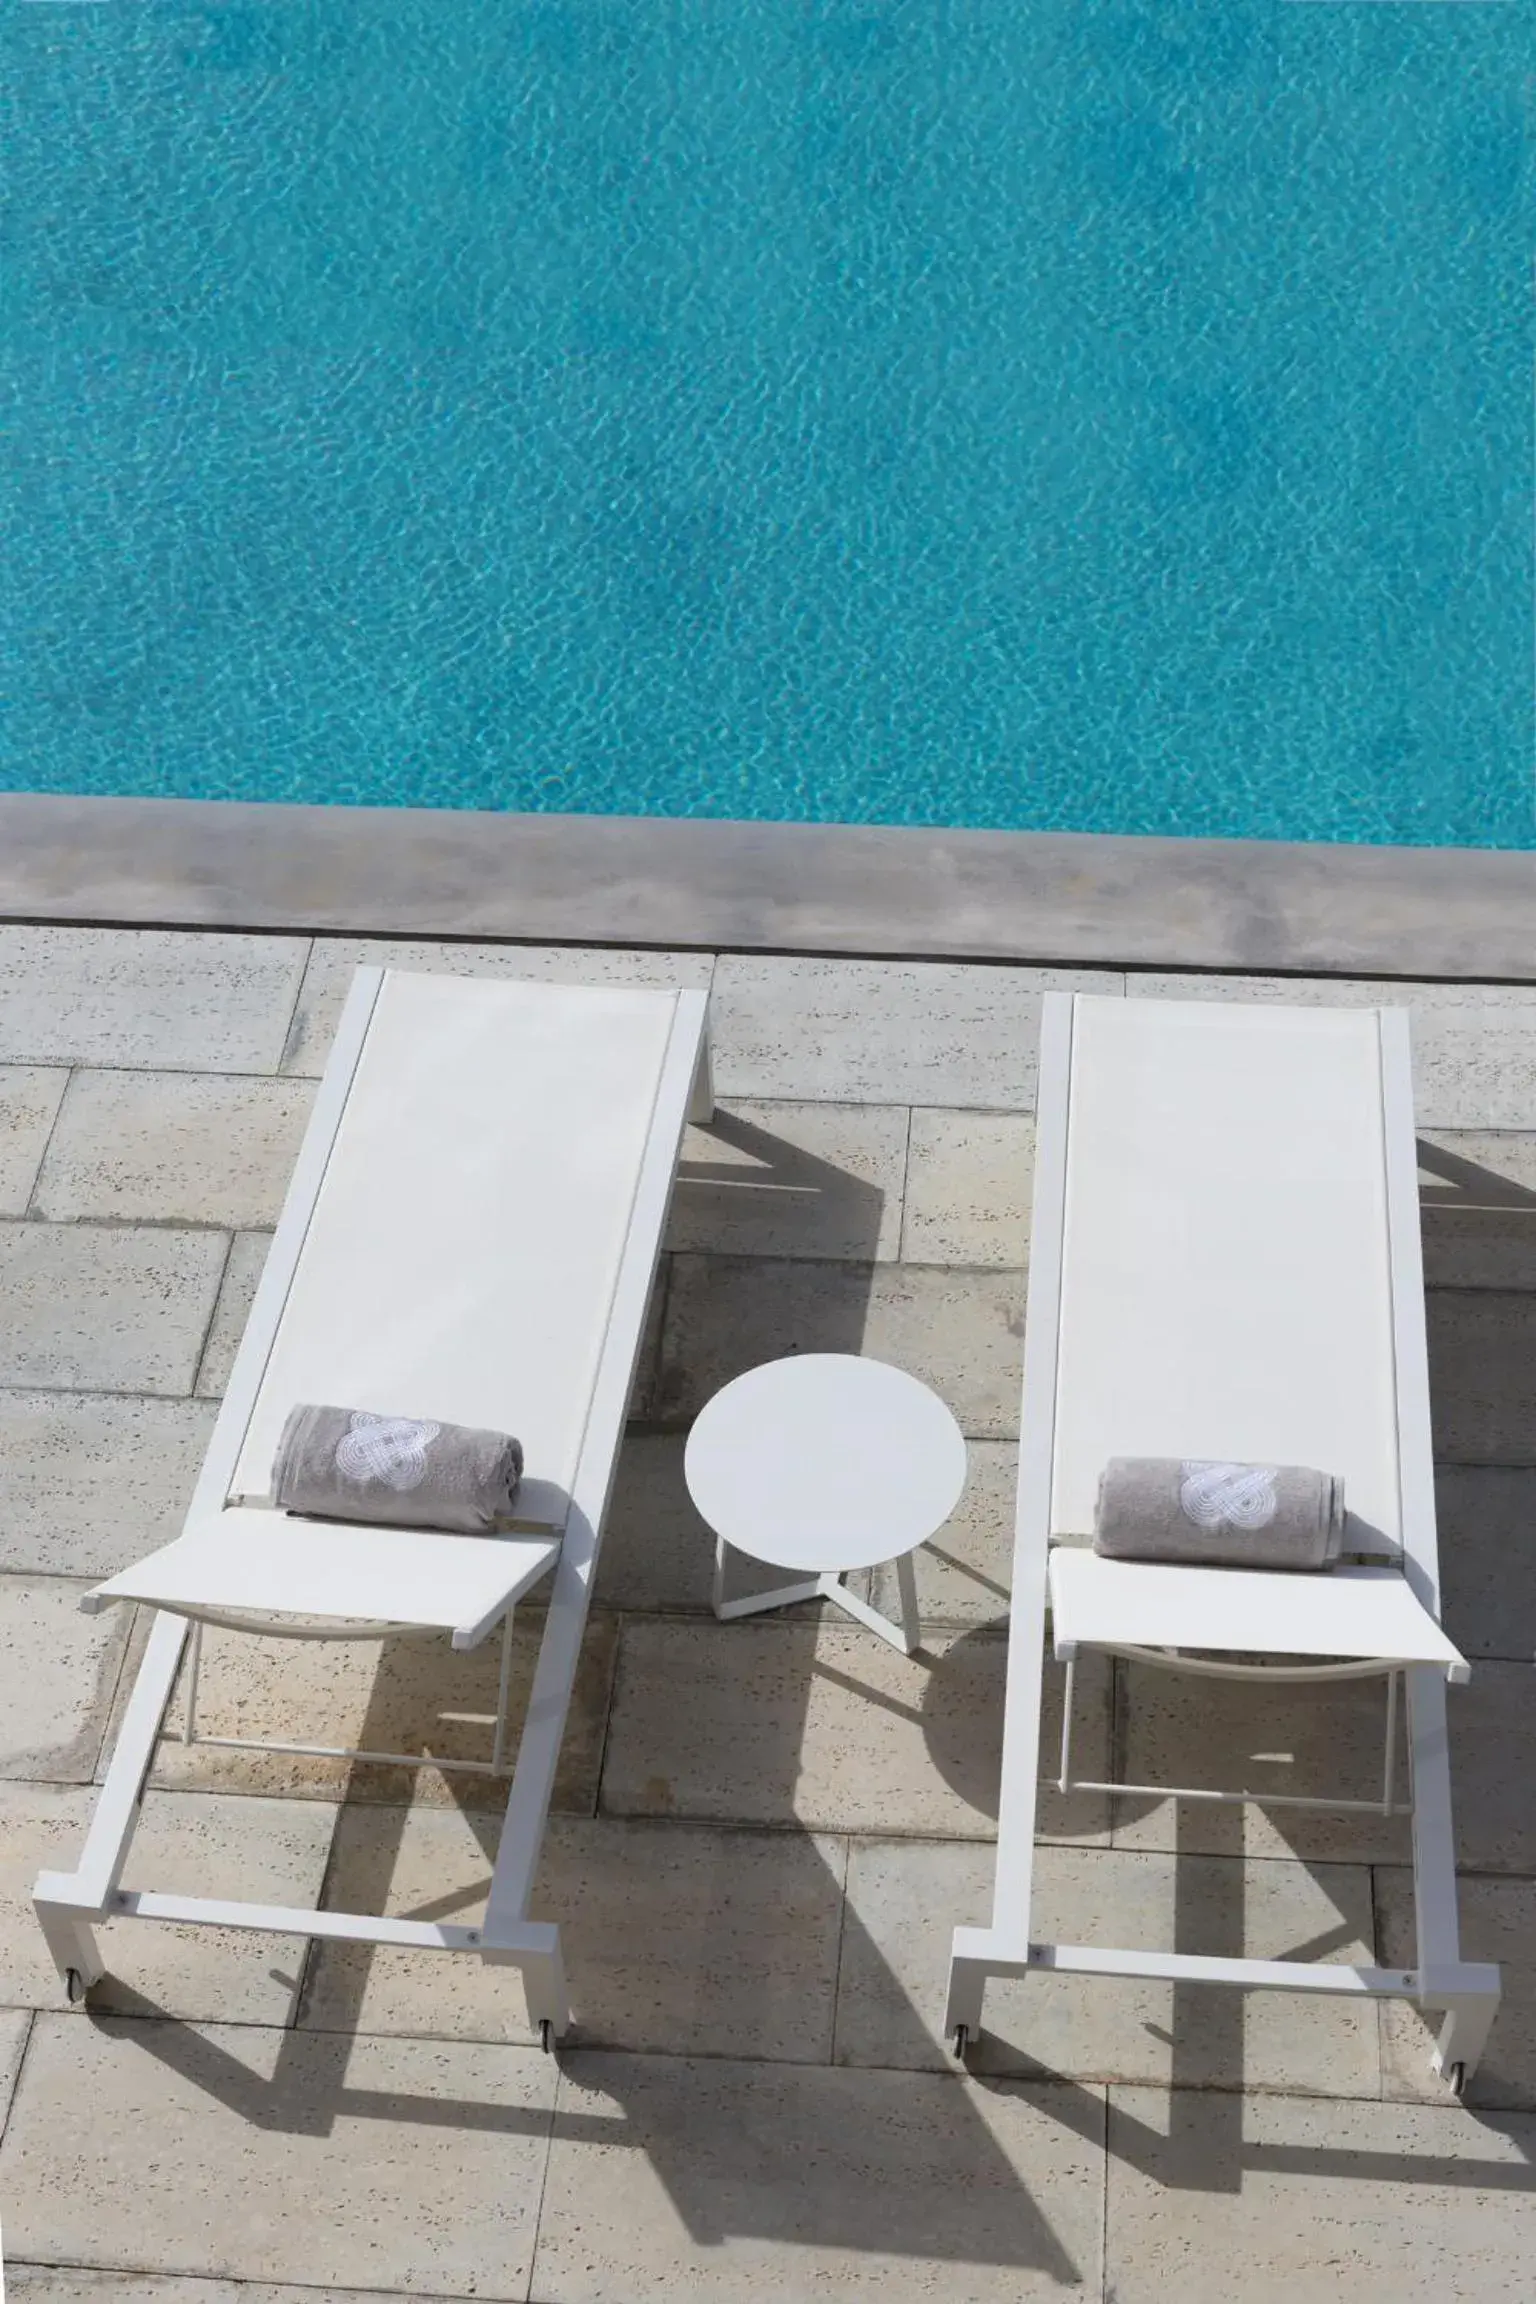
[33,967,712,2043]
[711,1544,922,1655]
[944,995,1500,2092]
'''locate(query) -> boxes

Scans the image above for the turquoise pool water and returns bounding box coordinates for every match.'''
[3,2,1532,844]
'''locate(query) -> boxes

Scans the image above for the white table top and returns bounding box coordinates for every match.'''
[684,1354,968,1573]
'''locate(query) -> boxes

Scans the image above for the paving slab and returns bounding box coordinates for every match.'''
[0,1577,135,1783]
[835,1837,1380,2097]
[0,2013,555,2293]
[709,956,1122,1109]
[600,1617,1110,1843]
[1440,1662,1536,1875]
[0,1784,336,2027]
[35,1073,313,1230]
[1111,1663,1414,1865]
[1376,1868,1536,2112]
[656,1254,1025,1436]
[533,2051,1104,2301]
[0,928,308,1074]
[1419,1132,1536,1290]
[5,2277,414,2303]
[0,1223,229,1396]
[1114,1657,1536,1875]
[1128,973,1536,1129]
[1436,1466,1536,1662]
[144,1612,617,1814]
[0,1068,68,1217]
[901,1111,1035,1268]
[1104,2085,1536,2301]
[193,1232,270,1400]
[868,1440,1016,1629]
[0,1390,215,1577]
[1427,1289,1536,1464]
[283,936,714,1076]
[596,1434,797,1615]
[667,1101,905,1262]
[0,2006,28,2139]
[301,1808,846,2062]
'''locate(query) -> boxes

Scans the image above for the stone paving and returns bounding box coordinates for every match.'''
[0,927,1535,2297]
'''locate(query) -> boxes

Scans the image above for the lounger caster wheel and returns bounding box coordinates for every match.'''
[65,1968,88,2006]
[1448,2062,1467,2100]
[539,2019,554,2053]
[951,2024,971,2060]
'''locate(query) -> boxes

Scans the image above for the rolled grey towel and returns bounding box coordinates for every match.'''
[1094,1458,1345,1572]
[272,1405,524,1536]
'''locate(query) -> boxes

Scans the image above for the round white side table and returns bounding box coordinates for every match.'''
[683,1353,969,1655]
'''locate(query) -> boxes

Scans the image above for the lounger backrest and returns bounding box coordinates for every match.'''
[1050,995,1406,1556]
[227,971,683,1514]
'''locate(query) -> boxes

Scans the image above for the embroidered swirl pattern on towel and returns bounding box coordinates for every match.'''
[1178,1460,1280,1533]
[1093,1456,1345,1571]
[334,1413,443,1494]
[272,1403,525,1535]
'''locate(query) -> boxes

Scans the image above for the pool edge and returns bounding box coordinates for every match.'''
[1,792,1533,982]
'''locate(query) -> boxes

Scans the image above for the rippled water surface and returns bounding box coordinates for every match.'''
[3,1,1532,842]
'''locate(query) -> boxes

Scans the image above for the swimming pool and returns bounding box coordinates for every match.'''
[3,2,1531,845]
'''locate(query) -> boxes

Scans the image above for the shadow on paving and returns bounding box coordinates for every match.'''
[60,1118,1536,2275]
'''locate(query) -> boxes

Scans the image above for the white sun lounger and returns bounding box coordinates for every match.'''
[945,992,1500,2091]
[33,967,710,2043]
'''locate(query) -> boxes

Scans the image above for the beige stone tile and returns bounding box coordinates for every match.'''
[1128,973,1536,1129]
[836,1838,1380,2096]
[0,2006,28,2138]
[5,2280,409,2302]
[1419,1132,1536,1290]
[1427,1290,1536,1464]
[0,1783,336,2025]
[657,1255,1025,1437]
[1436,1467,1536,1662]
[710,955,1123,1110]
[6,2276,241,2301]
[1118,1660,1536,1876]
[0,1577,135,1783]
[283,937,714,1077]
[302,1807,846,2061]
[597,1434,721,1613]
[596,1431,868,1617]
[1104,2084,1536,2300]
[1442,1663,1536,1875]
[0,2013,555,2291]
[193,1231,270,1400]
[668,1100,905,1262]
[35,1072,314,1229]
[534,2051,1104,2300]
[600,1617,1109,1843]
[1112,1664,1413,1864]
[1377,1868,1536,2111]
[0,928,309,1074]
[0,1069,68,1217]
[902,1111,1034,1268]
[0,1390,215,1576]
[144,1612,617,1814]
[869,1440,1016,1629]
[0,1222,228,1396]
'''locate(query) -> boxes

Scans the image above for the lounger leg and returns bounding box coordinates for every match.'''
[944,1932,991,2048]
[35,1892,104,2000]
[520,1933,570,2045]
[1429,1988,1500,2094]
[490,1609,516,1775]
[895,1550,921,1653]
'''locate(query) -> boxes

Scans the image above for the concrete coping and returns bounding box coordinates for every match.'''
[0,790,1533,981]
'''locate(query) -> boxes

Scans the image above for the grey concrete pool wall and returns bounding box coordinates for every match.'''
[2,790,1534,980]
